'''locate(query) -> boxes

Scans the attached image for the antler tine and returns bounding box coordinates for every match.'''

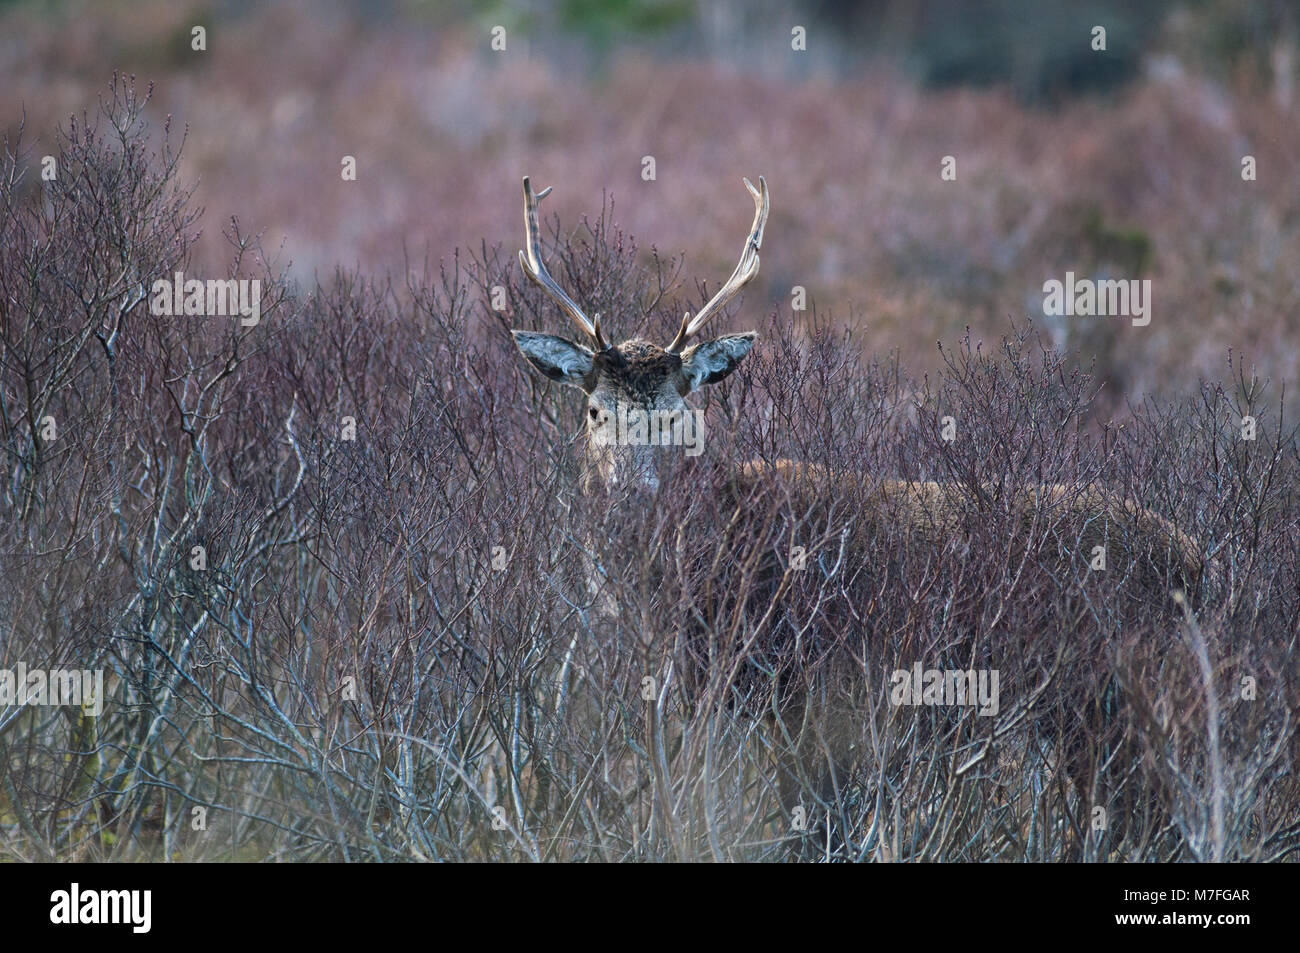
[667,175,768,354]
[519,176,606,350]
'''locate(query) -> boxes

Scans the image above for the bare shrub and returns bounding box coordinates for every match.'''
[1,82,1296,862]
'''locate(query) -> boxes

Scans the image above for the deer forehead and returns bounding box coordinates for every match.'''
[590,340,685,402]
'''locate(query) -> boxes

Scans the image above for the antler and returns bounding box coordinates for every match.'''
[666,175,768,354]
[519,176,606,350]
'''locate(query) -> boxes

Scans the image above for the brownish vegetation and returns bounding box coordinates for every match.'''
[1,82,1296,860]
[2,1,1297,421]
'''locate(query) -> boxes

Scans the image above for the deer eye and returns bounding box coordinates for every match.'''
[589,406,601,422]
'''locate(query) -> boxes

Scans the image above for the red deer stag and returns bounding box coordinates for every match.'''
[508,175,1202,854]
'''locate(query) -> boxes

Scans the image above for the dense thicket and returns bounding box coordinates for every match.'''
[1,82,1296,861]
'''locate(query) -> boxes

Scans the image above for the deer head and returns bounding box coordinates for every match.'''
[511,175,769,493]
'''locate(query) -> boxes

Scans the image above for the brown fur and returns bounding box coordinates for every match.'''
[587,340,685,398]
[712,458,1201,846]
[730,459,1202,594]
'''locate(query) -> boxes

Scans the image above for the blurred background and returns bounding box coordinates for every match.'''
[2,0,1297,414]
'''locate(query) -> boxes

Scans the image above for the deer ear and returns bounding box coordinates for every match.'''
[679,332,757,392]
[512,331,594,388]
